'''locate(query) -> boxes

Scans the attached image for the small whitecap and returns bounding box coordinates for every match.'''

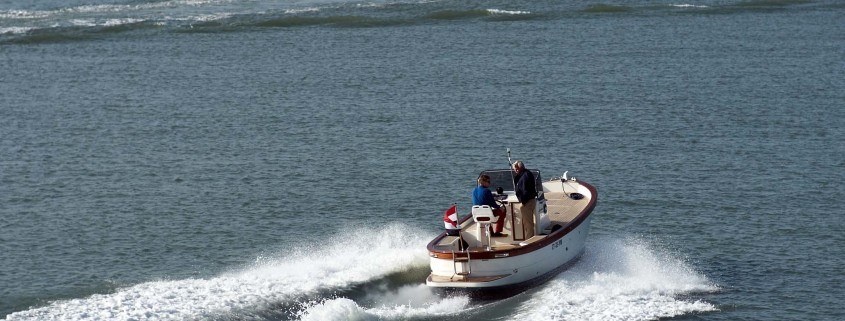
[188,13,233,22]
[63,4,124,14]
[486,8,531,15]
[70,19,97,27]
[284,7,322,14]
[103,18,145,26]
[0,26,36,34]
[0,10,51,19]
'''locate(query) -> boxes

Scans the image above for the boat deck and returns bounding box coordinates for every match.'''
[544,191,587,230]
[435,187,590,249]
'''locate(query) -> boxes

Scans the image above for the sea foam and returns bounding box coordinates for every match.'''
[486,9,531,15]
[672,4,710,8]
[296,286,471,321]
[4,228,718,321]
[3,224,433,321]
[509,237,719,321]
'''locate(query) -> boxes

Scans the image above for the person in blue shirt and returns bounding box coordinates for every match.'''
[473,174,507,237]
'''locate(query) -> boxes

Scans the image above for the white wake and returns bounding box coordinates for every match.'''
[4,224,433,321]
[509,237,719,321]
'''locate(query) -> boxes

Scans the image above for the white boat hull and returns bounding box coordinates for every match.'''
[427,216,591,289]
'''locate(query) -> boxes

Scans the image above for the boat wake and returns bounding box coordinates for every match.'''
[3,224,446,321]
[509,236,720,321]
[296,287,470,321]
[4,226,718,321]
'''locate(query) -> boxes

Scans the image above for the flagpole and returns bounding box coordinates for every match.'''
[453,202,466,251]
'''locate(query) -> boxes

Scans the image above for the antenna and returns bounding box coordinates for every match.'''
[507,148,516,191]
[506,148,513,167]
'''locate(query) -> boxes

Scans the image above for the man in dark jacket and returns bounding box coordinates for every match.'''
[513,160,537,238]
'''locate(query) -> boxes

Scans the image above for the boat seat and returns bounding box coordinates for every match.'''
[471,205,496,223]
[472,205,496,250]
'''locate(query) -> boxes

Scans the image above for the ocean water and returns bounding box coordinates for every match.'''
[1,0,843,320]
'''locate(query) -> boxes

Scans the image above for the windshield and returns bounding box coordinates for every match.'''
[478,169,542,193]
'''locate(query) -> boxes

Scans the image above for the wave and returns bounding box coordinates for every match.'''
[508,236,719,321]
[421,8,537,21]
[0,10,52,19]
[0,0,237,17]
[691,0,815,14]
[251,15,411,28]
[0,21,162,44]
[3,224,435,321]
[0,27,36,34]
[671,4,710,8]
[1,1,543,43]
[1,0,830,44]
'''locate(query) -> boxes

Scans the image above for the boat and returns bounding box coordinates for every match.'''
[425,168,597,296]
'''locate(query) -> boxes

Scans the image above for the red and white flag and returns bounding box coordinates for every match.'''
[443,204,458,229]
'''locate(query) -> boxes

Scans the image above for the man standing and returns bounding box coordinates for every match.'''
[513,160,537,238]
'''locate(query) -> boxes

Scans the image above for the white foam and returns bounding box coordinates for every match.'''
[0,0,236,20]
[0,10,51,19]
[284,7,322,14]
[0,26,35,34]
[672,4,709,8]
[67,18,145,28]
[487,8,531,15]
[297,285,470,321]
[509,237,719,321]
[60,0,236,14]
[4,224,433,321]
[103,18,145,26]
[189,13,234,22]
[160,12,233,22]
[69,19,97,27]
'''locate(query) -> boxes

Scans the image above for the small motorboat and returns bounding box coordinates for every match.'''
[426,168,597,295]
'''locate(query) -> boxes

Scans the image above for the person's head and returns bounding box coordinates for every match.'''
[512,160,524,174]
[477,174,491,187]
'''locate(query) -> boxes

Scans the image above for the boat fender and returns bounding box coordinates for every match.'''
[569,193,584,200]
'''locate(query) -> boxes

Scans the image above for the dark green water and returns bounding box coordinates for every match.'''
[1,0,843,320]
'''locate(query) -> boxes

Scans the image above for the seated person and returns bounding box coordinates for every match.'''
[472,174,507,237]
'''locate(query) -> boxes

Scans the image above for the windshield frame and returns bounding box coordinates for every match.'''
[477,169,542,194]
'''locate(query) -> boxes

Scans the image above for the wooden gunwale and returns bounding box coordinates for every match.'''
[426,180,598,260]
